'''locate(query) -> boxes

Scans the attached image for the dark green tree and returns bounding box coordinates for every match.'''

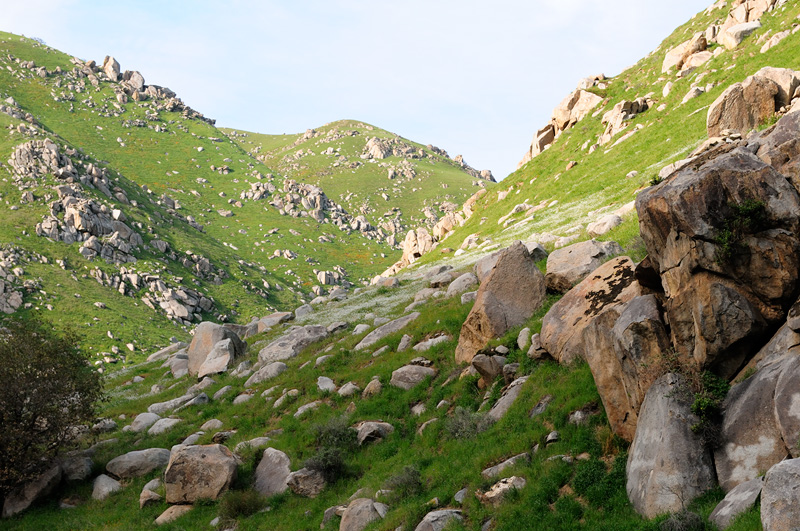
[0,317,104,508]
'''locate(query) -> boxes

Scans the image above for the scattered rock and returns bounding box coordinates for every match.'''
[91,474,121,501]
[106,448,171,479]
[390,365,436,390]
[709,476,763,530]
[164,444,237,503]
[355,313,420,351]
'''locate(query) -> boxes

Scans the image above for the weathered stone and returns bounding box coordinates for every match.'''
[637,147,800,378]
[719,20,762,50]
[340,498,385,531]
[253,448,290,497]
[60,454,93,481]
[164,444,237,503]
[455,242,546,364]
[541,256,641,365]
[258,325,328,363]
[148,418,182,436]
[197,338,238,378]
[707,75,778,136]
[587,214,623,237]
[127,412,160,433]
[709,476,763,530]
[487,376,528,422]
[355,313,420,351]
[627,374,716,518]
[482,476,526,507]
[390,365,435,390]
[147,393,197,415]
[761,458,800,531]
[187,322,246,377]
[544,239,623,293]
[154,505,192,526]
[287,467,325,498]
[362,378,382,398]
[446,273,478,298]
[244,361,287,387]
[139,488,161,509]
[91,473,121,501]
[754,67,800,108]
[2,464,62,517]
[414,509,463,531]
[257,311,293,333]
[715,357,792,492]
[106,448,170,479]
[481,453,529,479]
[355,421,394,445]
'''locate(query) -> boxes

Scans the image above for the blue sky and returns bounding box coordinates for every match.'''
[4,0,710,179]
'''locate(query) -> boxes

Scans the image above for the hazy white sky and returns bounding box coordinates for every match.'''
[4,0,710,179]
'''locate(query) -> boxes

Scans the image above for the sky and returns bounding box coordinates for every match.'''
[3,0,711,179]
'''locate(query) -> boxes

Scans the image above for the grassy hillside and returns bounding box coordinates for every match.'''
[223,120,489,235]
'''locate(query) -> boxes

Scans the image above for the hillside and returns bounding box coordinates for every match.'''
[222,121,492,244]
[0,31,484,360]
[4,1,800,531]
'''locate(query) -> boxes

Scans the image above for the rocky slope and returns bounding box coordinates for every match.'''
[5,1,800,530]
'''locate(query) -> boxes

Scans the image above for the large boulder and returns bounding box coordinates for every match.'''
[414,509,463,531]
[752,109,800,191]
[754,67,800,109]
[355,312,420,351]
[340,498,387,531]
[286,467,325,498]
[636,147,800,378]
[2,464,61,517]
[164,444,237,503]
[761,458,800,531]
[487,376,529,422]
[540,256,642,365]
[197,338,239,379]
[244,361,287,387]
[91,473,122,501]
[714,356,795,492]
[390,365,436,390]
[544,239,623,293]
[707,74,778,136]
[719,20,762,50]
[455,242,546,364]
[253,448,291,497]
[187,322,246,377]
[258,325,328,363]
[106,448,170,479]
[627,374,716,519]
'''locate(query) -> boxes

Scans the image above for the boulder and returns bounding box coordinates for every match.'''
[473,250,502,282]
[761,458,800,531]
[2,464,62,517]
[287,467,325,498]
[487,376,528,422]
[482,476,526,507]
[148,418,182,436]
[244,361,287,387]
[60,454,93,481]
[752,111,800,191]
[446,273,478,298]
[128,412,160,433]
[257,311,293,333]
[258,325,328,363]
[541,256,641,364]
[106,448,171,479]
[148,393,198,415]
[253,448,291,497]
[91,473,121,501]
[187,322,246,377]
[707,75,778,136]
[481,452,529,479]
[626,374,716,518]
[390,365,436,390]
[709,476,764,530]
[544,239,623,293]
[355,313,420,351]
[197,338,239,378]
[719,20,762,50]
[586,214,622,237]
[340,498,386,531]
[414,509,463,531]
[164,444,237,503]
[154,505,192,526]
[455,242,546,364]
[471,354,505,384]
[754,66,800,109]
[715,357,793,492]
[102,55,120,81]
[317,376,337,392]
[636,147,800,378]
[355,421,395,445]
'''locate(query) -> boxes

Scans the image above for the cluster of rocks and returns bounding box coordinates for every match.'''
[0,246,40,314]
[517,80,605,169]
[0,96,36,124]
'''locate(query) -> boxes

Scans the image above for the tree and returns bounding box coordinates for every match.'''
[0,317,104,508]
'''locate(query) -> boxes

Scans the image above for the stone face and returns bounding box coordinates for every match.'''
[91,473,121,501]
[258,325,329,363]
[715,358,791,492]
[707,75,778,136]
[719,20,762,50]
[355,313,420,351]
[773,355,800,457]
[626,374,716,519]
[541,256,641,365]
[164,444,237,503]
[2,464,62,517]
[544,239,623,293]
[709,477,763,530]
[455,242,546,364]
[253,448,291,497]
[390,365,436,390]
[636,147,800,378]
[761,458,800,531]
[340,498,385,531]
[187,322,246,377]
[287,467,326,498]
[106,448,171,479]
[414,509,463,531]
[244,361,287,387]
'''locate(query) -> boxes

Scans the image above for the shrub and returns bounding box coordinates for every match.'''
[384,465,423,499]
[690,371,730,448]
[714,199,767,264]
[218,489,266,521]
[0,317,104,506]
[314,416,357,451]
[444,407,491,439]
[659,510,705,531]
[304,447,347,483]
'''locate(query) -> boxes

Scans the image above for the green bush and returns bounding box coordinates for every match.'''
[305,447,348,483]
[384,465,423,499]
[314,416,357,451]
[218,489,266,521]
[444,407,491,439]
[714,199,767,264]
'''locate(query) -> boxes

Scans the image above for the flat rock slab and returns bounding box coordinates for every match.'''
[148,418,182,436]
[106,448,171,479]
[147,393,197,415]
[390,365,435,390]
[244,361,287,387]
[761,457,800,531]
[355,313,420,351]
[154,505,192,526]
[487,376,528,422]
[258,325,329,363]
[709,476,763,530]
[481,452,529,479]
